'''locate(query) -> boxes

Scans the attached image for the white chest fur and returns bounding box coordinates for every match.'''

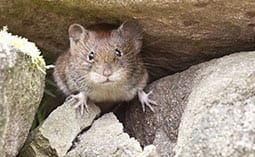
[88,84,137,103]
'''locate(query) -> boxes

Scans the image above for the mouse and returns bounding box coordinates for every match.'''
[53,20,157,114]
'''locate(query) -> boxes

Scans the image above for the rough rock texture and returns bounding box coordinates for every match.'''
[18,98,101,157]
[125,63,195,156]
[66,113,159,157]
[1,1,255,80]
[0,44,45,157]
[20,98,159,157]
[174,52,255,157]
[125,51,255,157]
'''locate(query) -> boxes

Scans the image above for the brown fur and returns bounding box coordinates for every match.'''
[54,20,148,110]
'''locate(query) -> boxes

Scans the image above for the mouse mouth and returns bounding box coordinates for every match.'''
[102,79,114,84]
[89,71,121,84]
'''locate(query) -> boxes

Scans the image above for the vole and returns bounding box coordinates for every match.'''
[53,20,157,114]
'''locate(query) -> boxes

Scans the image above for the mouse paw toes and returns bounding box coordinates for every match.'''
[138,90,158,112]
[69,92,88,115]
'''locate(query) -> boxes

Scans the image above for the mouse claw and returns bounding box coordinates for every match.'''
[65,94,73,102]
[138,90,158,112]
[68,92,88,115]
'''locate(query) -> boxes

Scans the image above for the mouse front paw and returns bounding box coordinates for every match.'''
[67,92,88,115]
[138,90,158,112]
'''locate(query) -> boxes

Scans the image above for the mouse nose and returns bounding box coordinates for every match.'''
[103,67,112,77]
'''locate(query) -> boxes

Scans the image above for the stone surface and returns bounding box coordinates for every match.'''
[18,98,101,157]
[125,65,194,156]
[66,113,159,157]
[174,52,255,157]
[125,51,255,157]
[19,99,159,157]
[176,96,255,157]
[1,1,255,80]
[0,44,45,157]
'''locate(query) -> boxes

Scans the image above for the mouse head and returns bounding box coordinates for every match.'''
[68,20,143,86]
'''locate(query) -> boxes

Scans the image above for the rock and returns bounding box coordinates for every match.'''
[140,145,160,157]
[125,51,255,156]
[176,96,255,157]
[20,99,159,157]
[174,52,255,157]
[0,42,45,156]
[1,1,255,80]
[125,65,193,156]
[18,98,101,157]
[66,113,159,157]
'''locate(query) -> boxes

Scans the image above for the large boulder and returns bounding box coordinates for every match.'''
[0,30,46,156]
[1,1,255,80]
[174,51,255,157]
[125,51,255,156]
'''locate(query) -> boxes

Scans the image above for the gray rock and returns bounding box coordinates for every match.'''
[19,97,159,157]
[19,98,101,157]
[126,51,255,156]
[125,63,198,155]
[174,51,255,157]
[66,113,159,157]
[0,44,45,157]
[125,61,195,156]
[1,1,255,80]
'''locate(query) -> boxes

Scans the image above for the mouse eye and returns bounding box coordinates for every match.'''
[88,51,94,61]
[115,49,122,57]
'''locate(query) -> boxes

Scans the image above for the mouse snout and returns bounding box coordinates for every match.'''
[103,66,112,77]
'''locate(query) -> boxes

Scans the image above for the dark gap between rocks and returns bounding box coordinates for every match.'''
[66,111,102,153]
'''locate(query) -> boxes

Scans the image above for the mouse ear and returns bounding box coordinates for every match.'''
[117,20,143,52]
[68,24,89,43]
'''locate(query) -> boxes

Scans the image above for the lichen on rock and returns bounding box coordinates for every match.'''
[0,27,46,157]
[0,26,47,73]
